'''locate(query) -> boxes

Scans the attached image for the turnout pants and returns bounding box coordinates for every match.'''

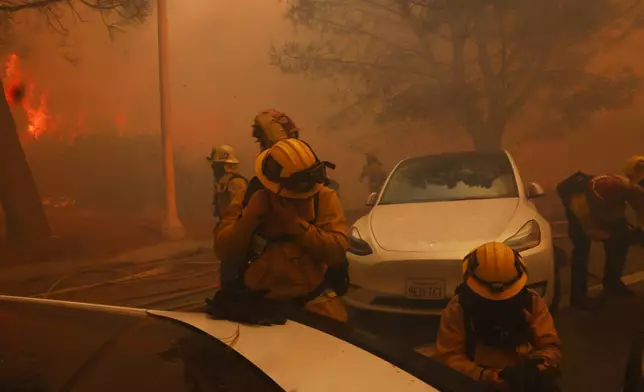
[564,206,630,300]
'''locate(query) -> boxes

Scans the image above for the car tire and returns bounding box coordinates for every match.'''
[550,246,566,315]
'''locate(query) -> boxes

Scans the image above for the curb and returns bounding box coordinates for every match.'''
[558,270,644,309]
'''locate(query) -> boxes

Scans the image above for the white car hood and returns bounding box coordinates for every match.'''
[371,198,519,252]
[150,311,436,392]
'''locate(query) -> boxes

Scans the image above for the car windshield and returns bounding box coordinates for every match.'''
[379,151,519,204]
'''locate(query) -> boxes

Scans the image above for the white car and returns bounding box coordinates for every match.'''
[345,150,556,315]
[0,295,482,392]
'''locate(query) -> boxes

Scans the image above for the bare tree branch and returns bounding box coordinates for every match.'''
[0,0,64,12]
[274,0,644,149]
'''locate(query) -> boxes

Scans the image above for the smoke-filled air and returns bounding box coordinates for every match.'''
[2,1,644,390]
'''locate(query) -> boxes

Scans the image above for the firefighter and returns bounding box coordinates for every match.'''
[207,145,248,223]
[243,109,303,205]
[359,152,386,194]
[436,242,562,391]
[249,109,339,195]
[624,155,644,264]
[557,169,644,310]
[211,138,349,323]
[624,155,644,187]
[252,109,300,151]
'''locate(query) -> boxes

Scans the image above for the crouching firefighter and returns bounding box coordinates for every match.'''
[207,145,248,225]
[557,162,644,310]
[208,138,350,324]
[436,242,562,391]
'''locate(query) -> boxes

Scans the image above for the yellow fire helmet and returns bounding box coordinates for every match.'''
[254,138,335,199]
[462,242,528,301]
[253,109,300,147]
[207,145,240,164]
[623,155,644,183]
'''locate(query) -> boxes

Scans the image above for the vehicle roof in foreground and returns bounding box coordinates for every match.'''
[0,295,482,392]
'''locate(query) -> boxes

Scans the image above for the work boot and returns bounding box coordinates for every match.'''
[603,282,636,297]
[570,295,603,311]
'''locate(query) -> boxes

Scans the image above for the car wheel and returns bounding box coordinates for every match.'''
[550,246,566,315]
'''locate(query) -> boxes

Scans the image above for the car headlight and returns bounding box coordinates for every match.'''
[504,220,541,252]
[347,227,373,256]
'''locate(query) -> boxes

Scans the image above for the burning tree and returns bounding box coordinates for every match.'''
[0,0,151,249]
[271,0,644,150]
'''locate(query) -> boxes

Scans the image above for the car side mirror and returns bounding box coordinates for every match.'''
[526,182,545,199]
[366,192,378,207]
[623,329,644,392]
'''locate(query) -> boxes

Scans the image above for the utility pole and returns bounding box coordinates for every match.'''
[157,0,185,240]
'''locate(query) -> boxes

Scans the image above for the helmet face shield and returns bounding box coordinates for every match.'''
[280,162,335,193]
[263,155,335,194]
[468,267,525,294]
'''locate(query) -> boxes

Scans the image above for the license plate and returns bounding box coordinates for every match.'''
[406,279,445,300]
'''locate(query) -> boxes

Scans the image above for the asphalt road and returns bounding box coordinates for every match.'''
[1,204,643,392]
[557,281,644,392]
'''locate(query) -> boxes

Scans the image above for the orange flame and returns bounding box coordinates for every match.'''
[3,52,50,139]
[3,53,128,141]
[26,92,49,140]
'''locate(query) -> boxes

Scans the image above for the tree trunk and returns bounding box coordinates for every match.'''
[468,122,505,151]
[0,83,51,247]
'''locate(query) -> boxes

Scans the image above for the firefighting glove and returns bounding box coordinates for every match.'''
[205,289,287,326]
[499,358,543,392]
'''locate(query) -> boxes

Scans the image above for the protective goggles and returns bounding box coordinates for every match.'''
[262,141,336,194]
[463,248,527,294]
